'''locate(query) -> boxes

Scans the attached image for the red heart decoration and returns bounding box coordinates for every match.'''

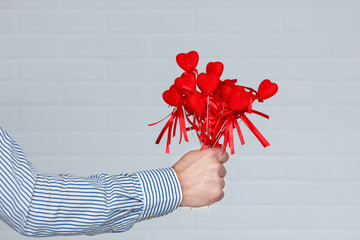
[174,72,196,94]
[162,85,183,106]
[221,79,237,86]
[187,93,206,115]
[221,84,234,103]
[206,62,224,77]
[176,51,199,72]
[229,87,251,111]
[258,79,278,101]
[197,73,220,95]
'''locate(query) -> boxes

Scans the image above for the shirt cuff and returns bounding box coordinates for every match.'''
[136,167,182,222]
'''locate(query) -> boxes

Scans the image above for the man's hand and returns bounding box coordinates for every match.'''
[172,148,229,208]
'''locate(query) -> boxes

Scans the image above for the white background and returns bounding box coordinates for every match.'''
[1,0,360,239]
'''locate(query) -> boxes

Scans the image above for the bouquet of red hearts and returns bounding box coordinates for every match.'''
[150,51,278,154]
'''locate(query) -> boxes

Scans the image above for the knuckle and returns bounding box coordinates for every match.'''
[210,161,221,171]
[215,189,224,201]
[222,168,227,177]
[206,149,217,158]
[220,178,225,188]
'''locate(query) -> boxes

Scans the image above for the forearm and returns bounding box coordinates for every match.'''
[24,168,181,237]
[23,172,144,236]
[0,127,182,237]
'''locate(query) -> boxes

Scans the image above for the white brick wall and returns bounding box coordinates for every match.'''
[0,1,359,240]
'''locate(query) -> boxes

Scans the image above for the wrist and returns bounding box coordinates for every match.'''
[136,168,182,221]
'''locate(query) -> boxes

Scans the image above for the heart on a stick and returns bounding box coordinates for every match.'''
[176,51,199,72]
[206,62,224,77]
[162,85,183,106]
[197,73,220,95]
[174,72,196,94]
[187,93,206,116]
[258,79,278,101]
[229,87,251,111]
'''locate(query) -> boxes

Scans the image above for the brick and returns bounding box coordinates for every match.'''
[194,205,281,229]
[196,10,281,32]
[0,11,16,33]
[63,132,150,154]
[226,156,282,180]
[19,106,105,131]
[19,60,105,81]
[235,130,332,156]
[332,106,360,130]
[237,182,360,205]
[31,155,108,176]
[64,83,149,105]
[151,35,237,58]
[284,60,360,80]
[279,105,333,131]
[149,128,200,157]
[0,230,30,240]
[270,82,330,105]
[330,82,360,104]
[0,61,16,81]
[329,131,360,155]
[107,59,181,80]
[0,0,62,8]
[0,83,62,104]
[331,34,360,57]
[0,221,9,230]
[240,34,328,57]
[327,231,360,240]
[328,105,360,132]
[0,108,18,131]
[135,209,195,230]
[19,11,103,33]
[64,36,147,58]
[149,83,171,106]
[284,156,360,181]
[243,105,283,131]
[244,0,327,6]
[237,230,360,240]
[152,230,238,240]
[282,206,360,229]
[11,131,62,155]
[329,0,360,6]
[107,106,153,130]
[0,36,61,58]
[107,155,170,174]
[107,10,193,32]
[64,0,149,8]
[283,9,360,32]
[220,59,282,81]
[152,0,237,8]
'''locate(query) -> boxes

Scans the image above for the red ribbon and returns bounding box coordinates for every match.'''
[150,51,277,154]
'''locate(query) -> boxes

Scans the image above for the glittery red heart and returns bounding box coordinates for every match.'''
[229,87,251,111]
[162,85,183,106]
[187,93,206,115]
[174,72,196,94]
[197,73,220,95]
[258,79,278,101]
[206,62,224,77]
[176,51,199,72]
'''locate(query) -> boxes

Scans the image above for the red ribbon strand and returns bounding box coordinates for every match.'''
[149,51,278,154]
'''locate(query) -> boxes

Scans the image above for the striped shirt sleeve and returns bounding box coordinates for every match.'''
[0,127,182,237]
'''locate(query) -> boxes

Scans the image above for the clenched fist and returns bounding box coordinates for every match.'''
[172,148,229,207]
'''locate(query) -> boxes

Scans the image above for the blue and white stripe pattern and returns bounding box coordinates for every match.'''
[0,127,182,237]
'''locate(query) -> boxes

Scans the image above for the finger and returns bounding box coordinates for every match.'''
[215,148,229,163]
[218,165,227,178]
[219,178,225,189]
